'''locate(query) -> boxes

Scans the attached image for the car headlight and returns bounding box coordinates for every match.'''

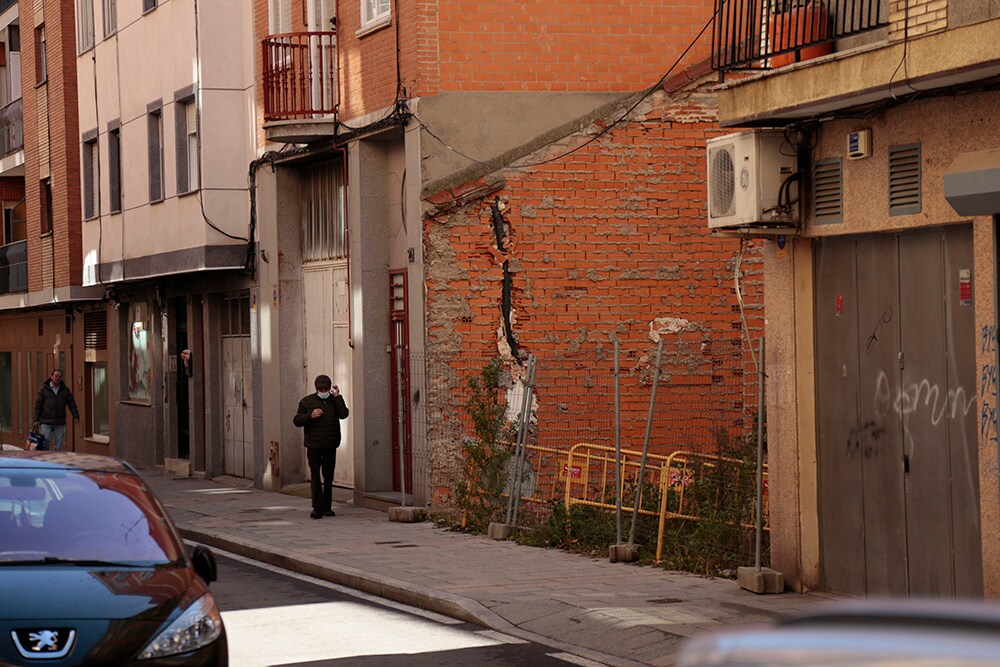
[138,593,223,660]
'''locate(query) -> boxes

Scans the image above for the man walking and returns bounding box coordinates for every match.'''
[33,369,80,452]
[293,375,349,519]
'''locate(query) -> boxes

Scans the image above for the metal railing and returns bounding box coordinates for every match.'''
[0,0,16,14]
[0,240,27,295]
[0,98,22,157]
[262,31,338,122]
[564,442,768,563]
[712,0,886,71]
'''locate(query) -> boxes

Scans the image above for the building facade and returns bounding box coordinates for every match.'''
[713,0,1000,596]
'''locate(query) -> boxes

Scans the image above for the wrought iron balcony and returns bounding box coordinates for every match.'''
[712,0,887,71]
[0,98,23,157]
[0,240,27,295]
[262,31,338,122]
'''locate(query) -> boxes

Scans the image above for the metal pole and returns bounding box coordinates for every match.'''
[505,355,535,524]
[614,339,622,546]
[395,344,407,507]
[628,338,664,547]
[755,337,766,570]
[511,355,537,526]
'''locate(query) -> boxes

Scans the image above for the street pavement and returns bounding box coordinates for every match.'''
[141,469,833,667]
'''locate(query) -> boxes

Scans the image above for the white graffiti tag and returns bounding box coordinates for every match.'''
[875,371,976,425]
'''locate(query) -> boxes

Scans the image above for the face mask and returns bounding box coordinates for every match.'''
[317,391,331,400]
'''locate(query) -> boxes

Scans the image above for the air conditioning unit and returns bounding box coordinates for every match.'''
[706,130,798,229]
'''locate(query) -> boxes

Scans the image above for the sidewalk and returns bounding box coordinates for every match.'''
[141,469,829,667]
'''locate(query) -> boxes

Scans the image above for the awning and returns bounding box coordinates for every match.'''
[944,148,1000,216]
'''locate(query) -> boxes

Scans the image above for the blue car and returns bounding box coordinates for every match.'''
[0,451,227,665]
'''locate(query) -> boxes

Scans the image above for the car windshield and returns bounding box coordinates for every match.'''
[0,468,182,566]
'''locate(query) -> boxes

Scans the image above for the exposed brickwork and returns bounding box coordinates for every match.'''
[22,0,83,292]
[422,86,764,505]
[888,0,947,40]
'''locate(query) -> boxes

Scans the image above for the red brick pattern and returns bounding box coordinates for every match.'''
[422,89,764,504]
[22,0,83,291]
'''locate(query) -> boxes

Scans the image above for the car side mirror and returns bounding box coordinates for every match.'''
[191,545,218,584]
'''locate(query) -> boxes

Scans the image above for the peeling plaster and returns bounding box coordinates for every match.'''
[649,316,696,341]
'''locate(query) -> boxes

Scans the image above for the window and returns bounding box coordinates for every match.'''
[76,0,95,53]
[3,199,25,243]
[82,133,99,219]
[174,95,198,194]
[127,302,152,402]
[103,0,117,37]
[87,363,109,438]
[108,124,121,213]
[40,179,52,233]
[361,0,390,27]
[147,103,163,202]
[142,0,156,13]
[268,0,291,33]
[303,160,347,261]
[34,25,46,84]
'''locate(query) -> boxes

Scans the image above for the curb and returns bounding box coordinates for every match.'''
[181,527,650,667]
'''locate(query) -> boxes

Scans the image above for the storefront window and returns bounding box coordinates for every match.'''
[127,302,152,402]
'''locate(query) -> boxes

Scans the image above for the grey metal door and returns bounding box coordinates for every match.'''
[815,227,982,596]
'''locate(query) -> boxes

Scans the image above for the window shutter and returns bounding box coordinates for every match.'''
[148,112,162,201]
[108,128,120,213]
[84,311,107,350]
[888,143,922,216]
[175,102,188,193]
[143,0,156,12]
[813,158,843,225]
[82,141,95,218]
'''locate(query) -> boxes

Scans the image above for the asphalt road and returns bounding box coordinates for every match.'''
[207,548,607,667]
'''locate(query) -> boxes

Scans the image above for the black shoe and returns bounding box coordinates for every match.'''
[323,509,336,517]
[310,510,323,519]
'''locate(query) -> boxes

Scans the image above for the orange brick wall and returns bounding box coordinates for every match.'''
[22,0,83,291]
[422,88,765,505]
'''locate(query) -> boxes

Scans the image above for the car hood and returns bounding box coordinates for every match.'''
[0,565,201,621]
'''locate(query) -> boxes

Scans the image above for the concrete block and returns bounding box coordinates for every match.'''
[487,522,514,540]
[609,544,640,562]
[738,566,785,594]
[164,458,191,477]
[388,506,427,523]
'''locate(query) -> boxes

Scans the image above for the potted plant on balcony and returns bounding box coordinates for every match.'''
[767,0,833,68]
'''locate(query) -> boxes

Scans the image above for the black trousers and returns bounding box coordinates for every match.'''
[307,447,337,511]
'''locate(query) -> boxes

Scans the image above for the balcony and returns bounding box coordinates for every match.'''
[0,240,26,295]
[712,0,886,72]
[0,98,22,157]
[262,31,338,144]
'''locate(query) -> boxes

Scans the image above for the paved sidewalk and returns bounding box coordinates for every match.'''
[141,469,828,667]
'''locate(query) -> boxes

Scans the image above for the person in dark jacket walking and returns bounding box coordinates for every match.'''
[293,374,349,519]
[33,369,80,452]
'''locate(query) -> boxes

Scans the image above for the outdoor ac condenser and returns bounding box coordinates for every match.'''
[706,130,798,229]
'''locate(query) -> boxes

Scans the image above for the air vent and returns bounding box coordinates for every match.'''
[65,315,72,334]
[813,158,843,225]
[889,143,921,216]
[84,312,108,350]
[709,145,736,219]
[37,318,43,336]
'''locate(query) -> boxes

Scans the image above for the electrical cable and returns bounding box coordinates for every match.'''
[734,238,759,376]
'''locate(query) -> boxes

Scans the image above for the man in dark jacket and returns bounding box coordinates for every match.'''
[293,374,349,519]
[33,369,80,452]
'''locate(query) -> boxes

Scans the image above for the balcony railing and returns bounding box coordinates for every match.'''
[0,98,23,157]
[262,31,338,122]
[0,0,16,14]
[712,0,886,71]
[0,240,27,295]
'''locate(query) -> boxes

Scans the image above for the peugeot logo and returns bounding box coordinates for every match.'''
[11,628,77,659]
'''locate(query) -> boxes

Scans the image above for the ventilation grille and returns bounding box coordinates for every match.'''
[813,158,843,225]
[37,318,43,336]
[84,312,108,350]
[889,143,921,216]
[65,315,72,334]
[709,144,736,219]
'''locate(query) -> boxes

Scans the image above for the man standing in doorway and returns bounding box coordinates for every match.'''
[33,369,80,452]
[293,374,349,519]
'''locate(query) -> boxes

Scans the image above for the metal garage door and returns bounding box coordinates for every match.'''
[814,226,982,596]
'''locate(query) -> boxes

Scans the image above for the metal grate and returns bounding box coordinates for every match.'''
[65,315,71,334]
[84,311,107,350]
[709,145,736,219]
[813,158,843,225]
[888,143,921,216]
[37,318,43,336]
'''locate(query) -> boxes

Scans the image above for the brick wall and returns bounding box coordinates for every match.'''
[22,0,83,292]
[422,85,764,505]
[334,0,716,122]
[889,0,947,40]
